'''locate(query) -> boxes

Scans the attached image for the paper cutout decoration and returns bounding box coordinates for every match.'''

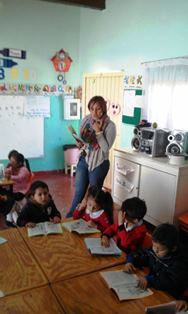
[0,58,17,68]
[10,68,19,80]
[108,102,121,116]
[106,99,121,116]
[122,89,142,125]
[0,68,5,80]
[51,49,72,73]
[124,75,143,88]
[75,86,82,100]
[0,48,26,59]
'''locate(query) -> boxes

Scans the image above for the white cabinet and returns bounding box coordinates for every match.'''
[139,166,176,225]
[112,149,188,226]
[113,156,140,204]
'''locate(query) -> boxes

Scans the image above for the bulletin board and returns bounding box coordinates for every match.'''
[0,95,49,159]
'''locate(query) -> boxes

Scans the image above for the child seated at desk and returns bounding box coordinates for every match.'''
[17,180,61,227]
[101,197,147,253]
[124,223,188,300]
[0,186,15,216]
[5,150,32,226]
[73,185,113,232]
[5,150,31,195]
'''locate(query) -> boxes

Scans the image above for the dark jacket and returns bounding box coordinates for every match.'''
[126,246,188,299]
[17,197,61,227]
[0,187,15,215]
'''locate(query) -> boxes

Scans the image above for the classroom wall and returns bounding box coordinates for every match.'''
[79,0,188,148]
[0,0,81,170]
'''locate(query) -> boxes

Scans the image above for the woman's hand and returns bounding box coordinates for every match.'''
[26,222,36,228]
[76,140,84,149]
[87,220,97,228]
[124,263,136,274]
[176,300,188,312]
[50,216,61,224]
[101,235,110,247]
[92,119,102,133]
[137,276,148,290]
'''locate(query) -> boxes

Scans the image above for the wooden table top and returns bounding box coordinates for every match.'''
[0,228,47,296]
[0,286,65,314]
[0,179,14,186]
[52,265,174,314]
[18,226,125,283]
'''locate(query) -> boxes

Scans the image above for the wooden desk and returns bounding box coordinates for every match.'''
[0,179,14,192]
[0,286,65,314]
[52,265,174,314]
[18,227,125,283]
[0,229,47,296]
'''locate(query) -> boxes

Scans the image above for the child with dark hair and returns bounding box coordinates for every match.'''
[5,151,31,194]
[17,180,61,227]
[7,149,19,160]
[5,150,32,226]
[73,185,113,232]
[101,197,147,253]
[0,187,15,216]
[124,223,188,299]
[7,150,31,173]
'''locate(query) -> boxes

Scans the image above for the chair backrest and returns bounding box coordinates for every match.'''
[26,172,35,195]
[142,232,152,249]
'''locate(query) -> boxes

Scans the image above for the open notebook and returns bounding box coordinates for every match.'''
[84,238,122,256]
[146,302,188,314]
[0,237,7,245]
[27,222,63,237]
[62,219,100,234]
[100,270,153,301]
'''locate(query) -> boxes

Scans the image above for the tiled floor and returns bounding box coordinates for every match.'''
[0,171,75,230]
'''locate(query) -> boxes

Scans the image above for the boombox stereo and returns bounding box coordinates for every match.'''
[166,130,188,155]
[131,127,170,157]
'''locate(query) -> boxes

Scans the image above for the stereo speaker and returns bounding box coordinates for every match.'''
[166,130,188,155]
[131,127,141,151]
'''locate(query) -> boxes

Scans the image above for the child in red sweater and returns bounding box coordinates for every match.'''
[101,197,147,253]
[73,185,113,232]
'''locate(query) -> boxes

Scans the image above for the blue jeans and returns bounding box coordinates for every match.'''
[66,156,109,217]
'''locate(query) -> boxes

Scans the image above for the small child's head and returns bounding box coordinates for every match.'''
[87,185,113,223]
[29,180,50,206]
[9,152,25,169]
[121,197,147,224]
[8,149,19,160]
[152,223,179,258]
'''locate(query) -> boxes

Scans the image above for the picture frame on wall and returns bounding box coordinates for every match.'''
[64,95,80,120]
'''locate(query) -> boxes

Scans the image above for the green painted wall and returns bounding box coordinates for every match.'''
[0,0,81,170]
[79,0,188,148]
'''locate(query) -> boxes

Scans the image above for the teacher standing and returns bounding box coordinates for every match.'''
[66,96,116,217]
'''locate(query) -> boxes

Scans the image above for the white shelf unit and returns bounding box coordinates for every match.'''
[112,149,188,226]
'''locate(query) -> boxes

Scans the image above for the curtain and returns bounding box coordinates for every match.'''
[143,58,188,130]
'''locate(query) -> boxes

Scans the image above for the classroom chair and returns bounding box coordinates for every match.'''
[178,211,188,233]
[63,145,79,177]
